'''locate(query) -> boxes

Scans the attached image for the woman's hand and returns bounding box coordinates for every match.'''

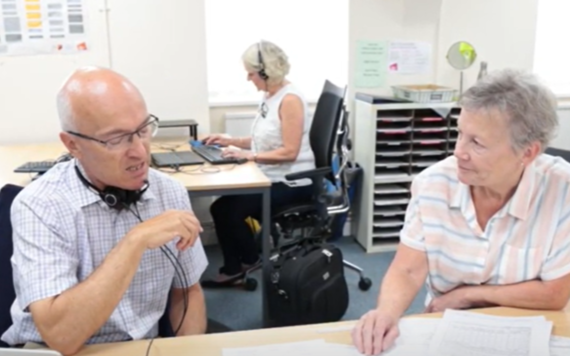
[203,134,232,147]
[221,149,253,161]
[352,309,400,355]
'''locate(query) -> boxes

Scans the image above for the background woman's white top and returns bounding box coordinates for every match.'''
[250,83,315,187]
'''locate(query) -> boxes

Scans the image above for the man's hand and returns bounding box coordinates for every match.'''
[128,210,202,251]
[352,309,400,355]
[424,287,473,313]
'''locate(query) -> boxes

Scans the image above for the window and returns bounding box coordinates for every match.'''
[205,0,349,105]
[533,0,570,96]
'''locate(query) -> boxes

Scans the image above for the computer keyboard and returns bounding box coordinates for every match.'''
[14,161,56,173]
[192,145,241,165]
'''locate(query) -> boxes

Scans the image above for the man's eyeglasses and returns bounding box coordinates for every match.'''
[66,115,159,151]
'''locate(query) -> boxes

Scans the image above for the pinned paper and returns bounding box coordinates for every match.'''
[354,40,388,88]
[388,41,432,75]
[0,0,90,57]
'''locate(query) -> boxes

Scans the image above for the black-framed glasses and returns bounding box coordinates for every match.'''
[67,115,159,151]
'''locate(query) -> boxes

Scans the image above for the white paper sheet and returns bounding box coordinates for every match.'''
[551,336,570,356]
[388,41,431,74]
[428,310,552,356]
[224,314,563,356]
[322,318,440,356]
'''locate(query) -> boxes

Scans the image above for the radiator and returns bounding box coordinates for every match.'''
[224,112,257,137]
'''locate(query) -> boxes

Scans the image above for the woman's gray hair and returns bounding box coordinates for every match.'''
[242,40,290,85]
[459,69,559,153]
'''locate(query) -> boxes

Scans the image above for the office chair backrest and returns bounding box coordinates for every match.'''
[545,147,570,162]
[0,184,23,341]
[310,80,347,183]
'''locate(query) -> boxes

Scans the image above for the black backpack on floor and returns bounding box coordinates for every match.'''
[265,242,349,326]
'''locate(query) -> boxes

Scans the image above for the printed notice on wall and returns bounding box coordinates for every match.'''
[0,0,89,56]
[388,41,431,75]
[355,40,388,88]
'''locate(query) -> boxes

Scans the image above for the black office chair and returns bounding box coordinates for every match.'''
[545,147,570,162]
[0,184,23,348]
[266,80,372,291]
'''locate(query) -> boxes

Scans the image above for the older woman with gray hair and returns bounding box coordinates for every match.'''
[352,69,570,355]
[201,40,315,287]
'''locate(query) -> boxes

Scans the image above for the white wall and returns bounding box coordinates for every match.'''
[436,0,539,91]
[106,0,209,132]
[551,108,570,150]
[348,0,442,101]
[0,0,110,144]
[0,0,209,145]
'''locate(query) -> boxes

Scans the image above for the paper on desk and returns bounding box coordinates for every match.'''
[428,309,553,356]
[222,339,326,356]
[323,318,440,356]
[551,336,570,356]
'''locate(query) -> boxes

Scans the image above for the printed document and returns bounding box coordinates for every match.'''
[428,310,552,356]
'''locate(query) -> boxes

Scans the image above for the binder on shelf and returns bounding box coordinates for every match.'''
[376,145,411,154]
[414,128,447,133]
[372,228,401,238]
[418,117,444,122]
[375,158,408,166]
[377,128,412,133]
[373,206,406,215]
[413,139,446,144]
[374,172,410,179]
[373,198,410,206]
[374,184,409,194]
[373,218,404,228]
[378,139,410,144]
[412,148,445,156]
[413,161,438,167]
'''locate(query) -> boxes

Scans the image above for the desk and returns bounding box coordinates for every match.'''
[43,307,568,356]
[0,140,274,326]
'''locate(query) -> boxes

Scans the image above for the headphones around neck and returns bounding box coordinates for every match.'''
[257,41,269,81]
[74,165,149,210]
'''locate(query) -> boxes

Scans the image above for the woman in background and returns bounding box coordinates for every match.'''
[201,40,315,287]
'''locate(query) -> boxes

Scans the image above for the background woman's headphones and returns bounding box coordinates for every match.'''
[74,165,149,210]
[257,41,269,81]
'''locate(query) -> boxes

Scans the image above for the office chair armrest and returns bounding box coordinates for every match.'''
[285,167,332,182]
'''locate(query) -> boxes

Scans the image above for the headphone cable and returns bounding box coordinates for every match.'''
[126,204,190,356]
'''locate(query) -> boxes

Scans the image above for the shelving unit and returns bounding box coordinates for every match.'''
[351,97,460,253]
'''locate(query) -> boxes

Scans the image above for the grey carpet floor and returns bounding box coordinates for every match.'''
[202,236,427,330]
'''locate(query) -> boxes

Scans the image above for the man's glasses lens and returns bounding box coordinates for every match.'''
[107,118,158,149]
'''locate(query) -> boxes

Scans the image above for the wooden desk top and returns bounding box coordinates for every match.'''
[0,140,271,191]
[41,307,568,356]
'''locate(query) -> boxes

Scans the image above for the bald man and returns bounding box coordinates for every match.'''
[1,67,208,355]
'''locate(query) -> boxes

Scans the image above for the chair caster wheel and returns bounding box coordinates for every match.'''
[244,278,258,291]
[359,277,372,291]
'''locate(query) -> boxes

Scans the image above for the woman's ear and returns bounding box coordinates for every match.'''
[522,141,542,165]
